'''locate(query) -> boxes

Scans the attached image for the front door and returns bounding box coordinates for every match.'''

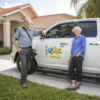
[36,23,74,70]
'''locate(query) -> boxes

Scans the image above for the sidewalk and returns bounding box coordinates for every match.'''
[0,55,16,71]
[0,59,16,71]
[0,54,11,60]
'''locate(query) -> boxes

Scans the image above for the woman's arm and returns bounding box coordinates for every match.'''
[76,36,86,57]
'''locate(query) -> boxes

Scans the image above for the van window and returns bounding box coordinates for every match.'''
[78,21,97,37]
[46,23,74,38]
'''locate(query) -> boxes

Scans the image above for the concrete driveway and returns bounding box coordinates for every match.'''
[0,54,11,60]
[0,55,100,97]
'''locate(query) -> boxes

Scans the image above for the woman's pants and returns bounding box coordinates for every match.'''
[69,56,84,82]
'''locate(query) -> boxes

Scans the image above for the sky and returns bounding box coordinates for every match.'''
[0,0,76,16]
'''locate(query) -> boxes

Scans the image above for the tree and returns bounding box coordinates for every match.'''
[71,0,100,18]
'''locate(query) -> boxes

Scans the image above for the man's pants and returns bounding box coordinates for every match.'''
[68,56,84,82]
[19,48,32,83]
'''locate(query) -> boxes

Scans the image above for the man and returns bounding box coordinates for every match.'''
[12,17,41,88]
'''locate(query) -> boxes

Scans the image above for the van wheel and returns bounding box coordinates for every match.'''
[16,56,37,74]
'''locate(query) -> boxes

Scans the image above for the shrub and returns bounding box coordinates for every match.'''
[0,47,12,55]
[0,40,3,47]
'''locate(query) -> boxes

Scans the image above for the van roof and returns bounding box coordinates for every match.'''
[60,18,100,24]
[44,18,100,32]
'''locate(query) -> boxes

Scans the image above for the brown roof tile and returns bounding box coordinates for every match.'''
[0,7,4,10]
[0,4,31,15]
[0,7,5,12]
[0,4,76,27]
[32,13,76,26]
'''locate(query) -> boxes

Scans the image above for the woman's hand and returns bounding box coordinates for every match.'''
[76,52,81,57]
[68,55,72,64]
[68,58,71,64]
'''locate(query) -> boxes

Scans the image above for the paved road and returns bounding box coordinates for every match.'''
[0,55,100,97]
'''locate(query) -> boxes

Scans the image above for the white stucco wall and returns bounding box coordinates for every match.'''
[0,24,3,41]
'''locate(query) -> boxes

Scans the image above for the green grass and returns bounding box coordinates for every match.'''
[0,74,100,100]
[0,47,12,55]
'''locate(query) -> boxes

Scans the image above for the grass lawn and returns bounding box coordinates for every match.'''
[0,74,100,100]
[0,47,12,55]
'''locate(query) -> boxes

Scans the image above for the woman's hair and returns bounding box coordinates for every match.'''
[72,26,82,32]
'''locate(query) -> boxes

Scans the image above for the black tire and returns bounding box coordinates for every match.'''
[16,56,37,74]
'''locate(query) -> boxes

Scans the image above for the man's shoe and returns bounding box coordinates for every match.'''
[21,82,28,88]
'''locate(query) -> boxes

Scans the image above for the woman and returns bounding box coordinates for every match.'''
[67,26,86,91]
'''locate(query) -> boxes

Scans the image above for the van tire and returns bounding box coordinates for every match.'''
[16,56,37,74]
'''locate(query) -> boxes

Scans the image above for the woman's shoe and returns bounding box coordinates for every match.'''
[66,87,76,91]
[75,83,81,90]
[75,86,80,89]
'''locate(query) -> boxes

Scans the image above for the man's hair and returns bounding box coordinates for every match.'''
[22,17,32,23]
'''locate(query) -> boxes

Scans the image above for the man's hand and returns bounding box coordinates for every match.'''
[17,47,22,53]
[42,31,46,35]
[76,52,81,57]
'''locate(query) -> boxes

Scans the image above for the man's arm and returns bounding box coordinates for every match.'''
[76,36,86,57]
[12,38,22,52]
[12,28,22,52]
[33,30,45,36]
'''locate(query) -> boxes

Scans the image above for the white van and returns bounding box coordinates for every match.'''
[11,18,100,76]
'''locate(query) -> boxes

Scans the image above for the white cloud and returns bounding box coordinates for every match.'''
[1,2,23,8]
[36,0,76,16]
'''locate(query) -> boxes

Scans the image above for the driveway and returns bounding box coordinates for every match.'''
[0,55,100,97]
[0,54,11,60]
[0,55,16,71]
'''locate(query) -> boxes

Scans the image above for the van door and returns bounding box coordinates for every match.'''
[78,20,100,74]
[36,23,74,70]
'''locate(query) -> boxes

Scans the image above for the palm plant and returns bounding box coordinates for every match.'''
[71,0,100,18]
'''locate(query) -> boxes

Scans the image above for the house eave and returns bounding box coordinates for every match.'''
[1,9,24,17]
[21,5,38,16]
[0,5,38,17]
[0,16,5,20]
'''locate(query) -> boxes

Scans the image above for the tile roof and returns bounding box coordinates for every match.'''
[32,13,76,26]
[0,4,76,27]
[0,7,4,13]
[0,4,31,15]
[0,7,4,10]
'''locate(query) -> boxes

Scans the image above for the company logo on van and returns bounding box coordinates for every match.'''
[48,46,62,54]
[46,46,63,59]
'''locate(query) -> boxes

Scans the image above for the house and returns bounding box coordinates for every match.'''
[32,13,75,30]
[0,4,75,48]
